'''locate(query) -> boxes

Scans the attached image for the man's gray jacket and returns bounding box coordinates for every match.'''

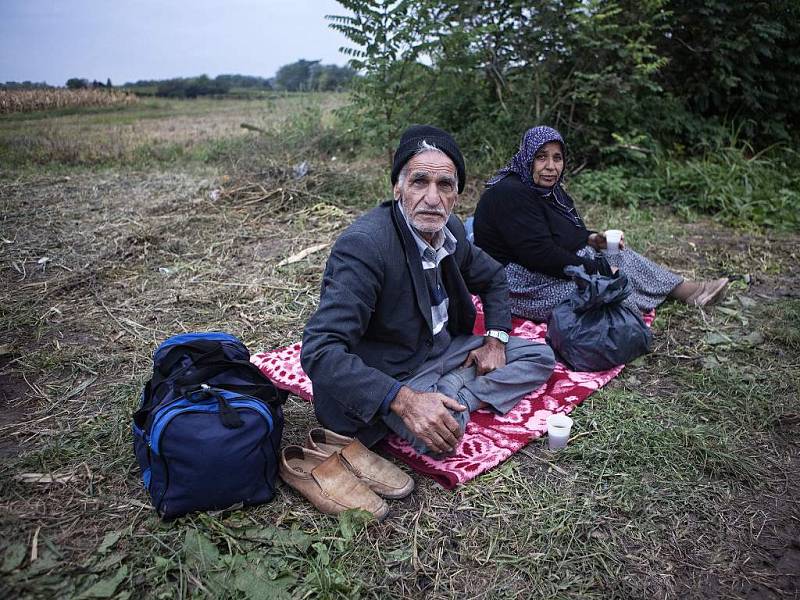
[300,200,512,446]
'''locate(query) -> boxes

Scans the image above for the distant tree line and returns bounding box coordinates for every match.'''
[1,79,113,90]
[0,81,51,90]
[66,78,113,89]
[157,75,232,98]
[274,60,356,91]
[214,74,273,89]
[117,62,356,98]
[4,60,356,98]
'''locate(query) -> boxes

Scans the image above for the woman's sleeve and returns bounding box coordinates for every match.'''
[501,190,605,279]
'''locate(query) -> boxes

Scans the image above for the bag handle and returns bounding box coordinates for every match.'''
[139,356,287,422]
[155,340,226,377]
[174,359,287,405]
[145,341,226,408]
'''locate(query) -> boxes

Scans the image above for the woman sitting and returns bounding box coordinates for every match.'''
[474,125,728,322]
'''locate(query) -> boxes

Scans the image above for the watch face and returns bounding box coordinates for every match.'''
[487,330,509,343]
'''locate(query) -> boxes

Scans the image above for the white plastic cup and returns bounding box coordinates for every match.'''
[604,229,623,255]
[546,413,574,450]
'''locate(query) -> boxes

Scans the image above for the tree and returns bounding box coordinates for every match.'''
[310,64,357,91]
[328,0,443,158]
[656,0,800,142]
[329,0,670,163]
[330,0,798,162]
[275,59,320,91]
[66,78,89,89]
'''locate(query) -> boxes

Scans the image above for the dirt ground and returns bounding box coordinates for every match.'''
[1,101,799,598]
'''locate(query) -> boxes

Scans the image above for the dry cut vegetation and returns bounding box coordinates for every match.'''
[0,97,799,599]
[0,88,139,115]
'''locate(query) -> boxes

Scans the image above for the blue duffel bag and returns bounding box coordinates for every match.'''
[132,332,286,519]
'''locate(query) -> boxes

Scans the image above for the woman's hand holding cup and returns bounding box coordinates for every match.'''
[604,229,624,255]
[589,230,625,254]
[588,232,605,250]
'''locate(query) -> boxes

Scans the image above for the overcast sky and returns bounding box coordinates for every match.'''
[0,0,353,85]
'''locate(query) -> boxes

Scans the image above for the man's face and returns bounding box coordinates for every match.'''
[394,151,458,239]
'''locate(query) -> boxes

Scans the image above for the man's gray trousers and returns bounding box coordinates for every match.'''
[382,335,555,454]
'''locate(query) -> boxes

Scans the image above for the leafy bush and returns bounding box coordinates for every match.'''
[328,0,800,207]
[655,0,800,143]
[569,166,643,208]
[653,146,800,229]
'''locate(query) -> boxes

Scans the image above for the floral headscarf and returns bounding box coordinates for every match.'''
[487,125,565,189]
[486,125,584,228]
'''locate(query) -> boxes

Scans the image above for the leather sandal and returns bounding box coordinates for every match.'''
[671,278,729,307]
[692,277,729,307]
[279,445,388,520]
[306,428,415,499]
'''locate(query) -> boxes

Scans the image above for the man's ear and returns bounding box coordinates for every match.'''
[393,182,401,201]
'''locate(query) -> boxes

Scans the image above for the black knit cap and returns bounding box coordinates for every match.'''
[391,125,466,193]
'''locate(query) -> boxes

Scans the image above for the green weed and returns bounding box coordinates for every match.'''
[2,93,798,599]
[762,299,800,351]
[571,144,800,230]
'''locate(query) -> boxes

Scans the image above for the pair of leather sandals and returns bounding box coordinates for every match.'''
[279,428,415,520]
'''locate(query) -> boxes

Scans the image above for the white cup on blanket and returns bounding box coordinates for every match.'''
[546,413,574,450]
[604,229,623,255]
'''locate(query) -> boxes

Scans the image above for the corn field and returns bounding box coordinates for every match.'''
[0,88,139,114]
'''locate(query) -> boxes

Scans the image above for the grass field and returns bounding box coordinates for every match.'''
[0,93,345,168]
[1,96,798,599]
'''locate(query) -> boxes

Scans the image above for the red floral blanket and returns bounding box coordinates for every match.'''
[252,302,653,489]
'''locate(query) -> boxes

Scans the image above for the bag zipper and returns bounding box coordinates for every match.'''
[149,389,273,455]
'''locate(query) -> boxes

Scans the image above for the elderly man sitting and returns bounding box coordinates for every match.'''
[301,125,555,457]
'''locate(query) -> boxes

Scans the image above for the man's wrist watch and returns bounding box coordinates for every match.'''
[485,329,509,344]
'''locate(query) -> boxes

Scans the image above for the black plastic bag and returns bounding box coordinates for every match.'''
[546,265,652,371]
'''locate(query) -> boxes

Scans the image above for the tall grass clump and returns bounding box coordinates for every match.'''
[654,144,799,229]
[570,143,800,229]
